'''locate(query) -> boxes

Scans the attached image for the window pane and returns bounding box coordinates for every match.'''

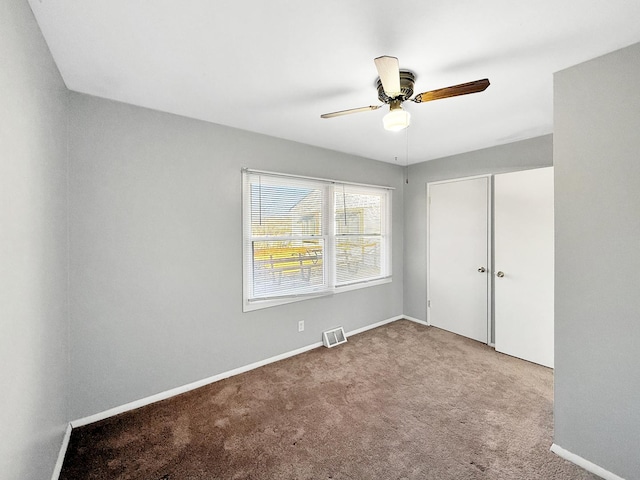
[335,188,386,285]
[335,191,382,235]
[252,240,324,297]
[336,236,382,285]
[251,183,322,237]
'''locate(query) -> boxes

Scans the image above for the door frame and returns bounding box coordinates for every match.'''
[426,175,493,345]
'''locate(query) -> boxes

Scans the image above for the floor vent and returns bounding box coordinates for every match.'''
[322,327,347,348]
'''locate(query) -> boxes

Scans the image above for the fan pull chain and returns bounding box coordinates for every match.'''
[405,126,410,184]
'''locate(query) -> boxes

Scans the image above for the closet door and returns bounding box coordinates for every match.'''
[494,167,554,367]
[428,177,490,343]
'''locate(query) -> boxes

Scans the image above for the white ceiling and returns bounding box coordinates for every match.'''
[28,0,640,164]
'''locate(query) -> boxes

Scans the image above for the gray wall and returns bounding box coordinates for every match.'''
[7,5,635,476]
[0,2,70,480]
[68,93,404,419]
[403,135,553,321]
[554,42,640,479]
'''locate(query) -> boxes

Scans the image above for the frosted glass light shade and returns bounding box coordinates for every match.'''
[383,108,410,131]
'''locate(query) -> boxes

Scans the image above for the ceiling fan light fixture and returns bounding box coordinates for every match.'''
[320,56,489,133]
[383,105,410,132]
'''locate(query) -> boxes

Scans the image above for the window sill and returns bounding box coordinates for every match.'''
[243,276,392,313]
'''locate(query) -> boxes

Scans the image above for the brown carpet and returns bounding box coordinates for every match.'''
[60,320,599,480]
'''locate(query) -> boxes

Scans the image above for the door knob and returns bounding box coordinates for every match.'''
[478,267,486,273]
[496,271,505,278]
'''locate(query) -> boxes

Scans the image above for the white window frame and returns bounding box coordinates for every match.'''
[242,169,392,312]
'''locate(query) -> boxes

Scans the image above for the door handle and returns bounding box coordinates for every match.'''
[478,267,486,273]
[496,271,505,278]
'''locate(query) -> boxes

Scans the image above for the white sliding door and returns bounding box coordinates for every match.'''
[428,177,490,343]
[494,167,554,367]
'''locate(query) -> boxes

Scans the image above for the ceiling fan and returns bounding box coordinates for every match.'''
[320,56,490,132]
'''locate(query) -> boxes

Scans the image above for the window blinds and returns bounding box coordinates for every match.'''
[242,169,391,307]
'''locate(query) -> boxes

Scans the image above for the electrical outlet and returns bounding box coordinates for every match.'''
[298,320,304,332]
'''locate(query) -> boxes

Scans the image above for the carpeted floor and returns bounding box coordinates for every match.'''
[60,320,599,479]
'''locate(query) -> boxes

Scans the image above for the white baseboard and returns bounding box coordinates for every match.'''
[71,339,324,428]
[402,315,429,327]
[551,444,626,480]
[53,314,409,479]
[346,315,404,337]
[50,423,72,480]
[71,314,405,429]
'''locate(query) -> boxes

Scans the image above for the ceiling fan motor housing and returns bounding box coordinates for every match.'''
[376,70,416,103]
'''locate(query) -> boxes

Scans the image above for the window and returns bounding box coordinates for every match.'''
[242,169,392,311]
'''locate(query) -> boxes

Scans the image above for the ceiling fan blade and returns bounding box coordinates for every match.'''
[320,105,382,119]
[374,56,401,97]
[412,78,490,103]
